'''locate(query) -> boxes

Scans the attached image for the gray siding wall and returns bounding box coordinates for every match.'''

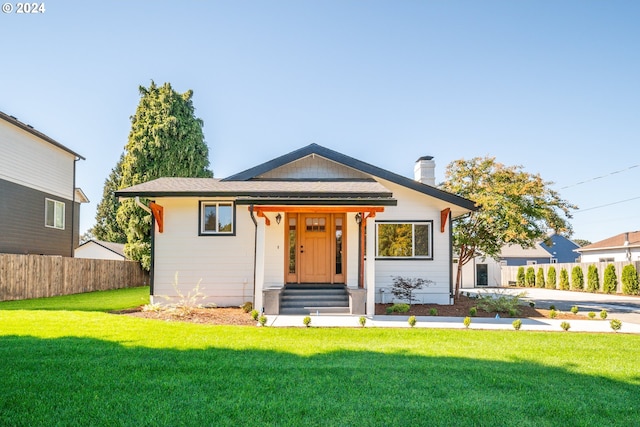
[0,178,79,256]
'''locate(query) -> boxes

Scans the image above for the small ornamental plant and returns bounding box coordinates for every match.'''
[463,316,471,329]
[258,315,267,327]
[509,308,517,317]
[250,309,259,321]
[469,307,477,317]
[359,316,367,327]
[549,305,556,310]
[600,310,608,320]
[429,308,438,316]
[241,301,253,313]
[570,305,579,315]
[408,315,417,328]
[529,301,536,308]
[560,321,571,331]
[512,319,522,331]
[549,309,558,319]
[610,319,622,332]
[303,316,311,327]
[588,312,596,319]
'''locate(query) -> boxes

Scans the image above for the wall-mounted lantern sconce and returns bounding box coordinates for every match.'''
[275,213,282,225]
[354,213,362,225]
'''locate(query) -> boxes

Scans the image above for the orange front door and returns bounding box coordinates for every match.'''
[299,214,331,283]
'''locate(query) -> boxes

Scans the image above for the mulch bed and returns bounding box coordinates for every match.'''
[114,295,580,325]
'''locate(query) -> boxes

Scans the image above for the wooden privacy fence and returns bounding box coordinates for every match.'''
[501,260,640,293]
[0,254,149,302]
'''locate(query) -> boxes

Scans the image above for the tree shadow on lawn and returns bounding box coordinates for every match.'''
[1,335,638,427]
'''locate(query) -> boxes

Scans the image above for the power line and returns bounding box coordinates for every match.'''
[559,164,640,190]
[575,195,640,213]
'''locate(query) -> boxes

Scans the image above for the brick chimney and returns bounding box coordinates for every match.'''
[414,156,435,186]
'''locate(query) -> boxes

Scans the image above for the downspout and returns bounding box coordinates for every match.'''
[135,197,154,294]
[70,158,78,257]
[449,209,454,302]
[249,204,258,305]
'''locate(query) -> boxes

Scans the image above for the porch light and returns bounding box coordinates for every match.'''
[275,213,282,224]
[355,213,362,224]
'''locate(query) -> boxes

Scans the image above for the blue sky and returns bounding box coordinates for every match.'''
[1,0,639,243]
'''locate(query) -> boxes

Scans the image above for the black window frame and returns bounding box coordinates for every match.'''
[198,201,236,236]
[375,220,433,261]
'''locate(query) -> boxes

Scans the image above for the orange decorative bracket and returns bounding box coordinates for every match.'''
[440,208,451,233]
[255,208,271,226]
[149,202,164,233]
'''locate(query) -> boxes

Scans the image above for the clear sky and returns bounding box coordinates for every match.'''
[1,0,639,244]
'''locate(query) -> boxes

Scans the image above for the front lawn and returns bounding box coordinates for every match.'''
[1,289,639,426]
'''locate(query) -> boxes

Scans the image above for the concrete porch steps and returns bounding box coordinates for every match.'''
[280,284,350,315]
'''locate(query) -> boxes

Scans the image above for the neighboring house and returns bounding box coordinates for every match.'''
[576,231,640,262]
[115,143,476,315]
[0,111,87,257]
[75,239,127,261]
[459,234,579,288]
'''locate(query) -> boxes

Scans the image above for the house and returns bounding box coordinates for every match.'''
[0,111,87,257]
[576,231,640,262]
[75,239,127,261]
[459,234,580,288]
[115,144,476,315]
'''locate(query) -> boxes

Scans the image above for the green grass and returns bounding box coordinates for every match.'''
[0,286,149,312]
[1,288,639,426]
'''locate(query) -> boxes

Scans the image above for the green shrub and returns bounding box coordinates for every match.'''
[546,266,557,289]
[429,308,438,316]
[463,317,471,328]
[525,267,536,287]
[536,268,546,288]
[560,321,571,331]
[476,290,524,315]
[549,304,556,310]
[516,266,526,287]
[258,315,267,326]
[303,316,311,327]
[469,307,477,317]
[610,319,622,332]
[622,264,639,295]
[385,307,393,315]
[549,309,557,319]
[603,264,618,294]
[600,310,608,320]
[588,312,596,319]
[241,301,253,313]
[559,268,570,290]
[571,266,584,291]
[570,305,579,314]
[250,309,259,320]
[359,316,367,327]
[512,319,522,331]
[586,265,599,293]
[508,308,517,317]
[529,301,535,308]
[408,315,417,328]
[389,303,410,313]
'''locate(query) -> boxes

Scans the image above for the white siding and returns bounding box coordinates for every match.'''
[152,198,256,307]
[258,155,369,179]
[580,248,640,263]
[0,122,76,200]
[75,242,125,260]
[371,179,453,305]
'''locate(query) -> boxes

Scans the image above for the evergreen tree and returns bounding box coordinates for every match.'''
[602,264,618,294]
[116,81,213,269]
[546,266,556,289]
[571,266,584,291]
[586,264,599,293]
[91,154,127,243]
[516,266,525,287]
[621,264,639,295]
[559,267,570,290]
[525,267,535,287]
[536,267,545,288]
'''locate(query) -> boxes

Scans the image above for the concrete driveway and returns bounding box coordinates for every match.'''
[464,287,640,324]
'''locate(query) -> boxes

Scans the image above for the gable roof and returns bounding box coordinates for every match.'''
[77,240,126,258]
[576,231,640,252]
[223,143,477,211]
[500,242,552,259]
[115,177,397,206]
[0,110,85,160]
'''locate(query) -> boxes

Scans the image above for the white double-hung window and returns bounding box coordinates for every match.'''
[45,198,65,230]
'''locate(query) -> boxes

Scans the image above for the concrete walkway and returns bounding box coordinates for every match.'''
[264,288,640,333]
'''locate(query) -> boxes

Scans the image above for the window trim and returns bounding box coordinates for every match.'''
[45,198,65,230]
[375,220,433,260]
[198,201,236,236]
